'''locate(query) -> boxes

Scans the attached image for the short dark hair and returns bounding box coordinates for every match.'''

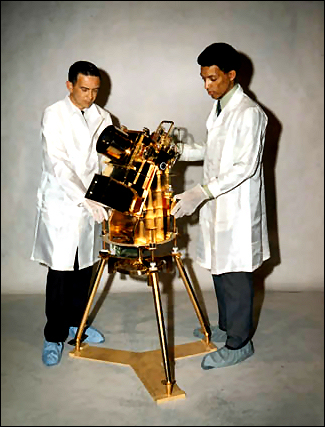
[197,43,240,73]
[68,61,101,85]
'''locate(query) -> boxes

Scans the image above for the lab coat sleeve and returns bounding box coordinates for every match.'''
[42,109,88,204]
[206,107,266,198]
[178,141,206,161]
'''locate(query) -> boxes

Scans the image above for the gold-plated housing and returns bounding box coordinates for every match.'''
[86,121,179,247]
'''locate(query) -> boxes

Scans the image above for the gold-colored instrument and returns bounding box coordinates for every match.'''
[85,121,179,247]
[71,121,215,403]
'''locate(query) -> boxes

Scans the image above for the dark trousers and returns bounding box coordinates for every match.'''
[212,271,254,350]
[44,250,93,343]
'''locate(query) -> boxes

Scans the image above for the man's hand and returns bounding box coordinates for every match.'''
[171,184,209,218]
[82,198,108,223]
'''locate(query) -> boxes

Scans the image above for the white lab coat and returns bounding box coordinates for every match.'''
[180,84,270,274]
[31,95,113,270]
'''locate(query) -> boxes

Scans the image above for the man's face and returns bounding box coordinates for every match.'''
[200,65,236,100]
[66,73,100,110]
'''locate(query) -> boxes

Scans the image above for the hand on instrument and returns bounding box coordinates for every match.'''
[171,184,209,219]
[82,198,108,223]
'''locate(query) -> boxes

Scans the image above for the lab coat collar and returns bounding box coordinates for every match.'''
[213,84,243,114]
[64,94,83,116]
[207,84,244,131]
[64,95,103,120]
[64,95,105,138]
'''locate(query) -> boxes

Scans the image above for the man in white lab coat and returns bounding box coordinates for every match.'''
[172,43,270,369]
[31,61,113,366]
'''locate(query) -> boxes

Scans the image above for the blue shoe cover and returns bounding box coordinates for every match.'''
[193,325,227,342]
[69,325,105,343]
[201,341,254,370]
[42,340,63,366]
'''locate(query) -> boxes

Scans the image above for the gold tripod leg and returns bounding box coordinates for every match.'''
[69,249,216,403]
[148,262,174,396]
[172,248,211,345]
[74,254,108,352]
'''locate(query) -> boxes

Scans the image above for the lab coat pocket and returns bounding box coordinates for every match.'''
[39,202,67,230]
[216,191,238,231]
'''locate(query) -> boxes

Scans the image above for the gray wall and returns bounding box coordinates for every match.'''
[1,1,324,293]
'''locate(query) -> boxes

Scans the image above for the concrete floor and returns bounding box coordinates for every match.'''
[1,286,324,426]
